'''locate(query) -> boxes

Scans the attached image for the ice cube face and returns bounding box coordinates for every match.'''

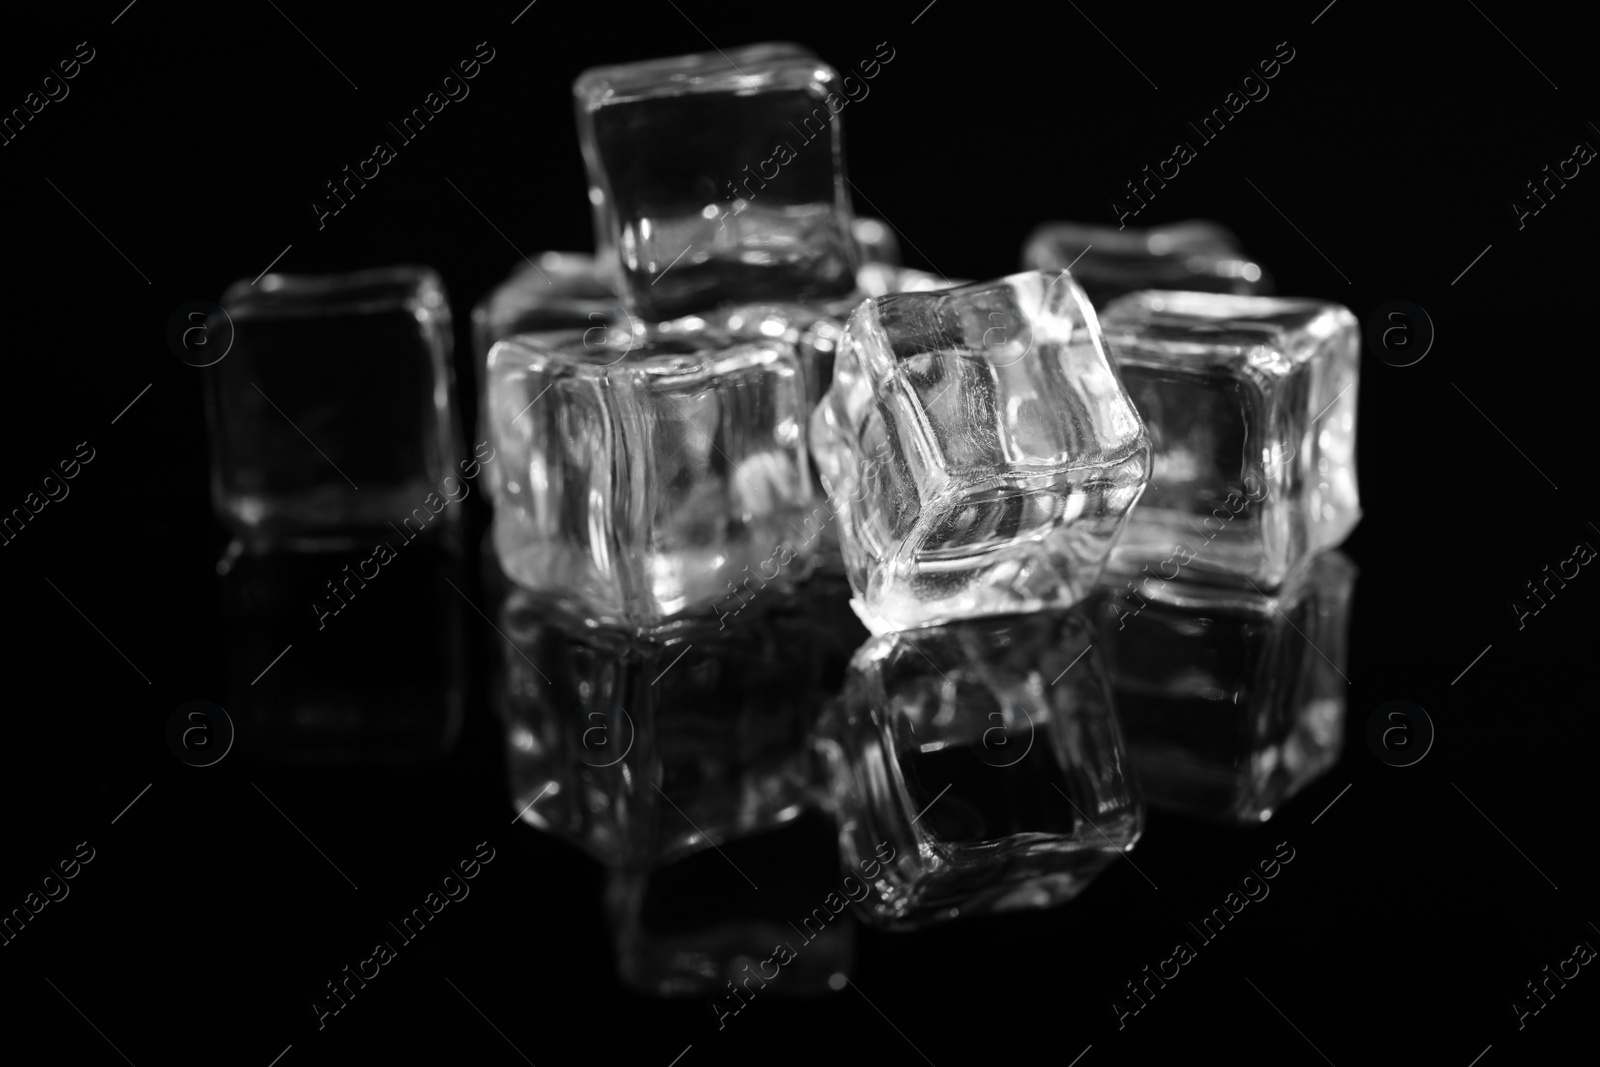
[495,580,834,868]
[814,610,1142,929]
[810,270,1152,635]
[486,329,815,629]
[1022,220,1269,308]
[204,266,459,549]
[605,811,853,999]
[1099,291,1360,591]
[575,42,856,320]
[1094,551,1355,822]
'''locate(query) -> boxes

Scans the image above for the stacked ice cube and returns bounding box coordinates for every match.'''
[468,40,1362,986]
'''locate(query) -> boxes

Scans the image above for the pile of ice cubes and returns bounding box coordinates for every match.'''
[202,42,1360,997]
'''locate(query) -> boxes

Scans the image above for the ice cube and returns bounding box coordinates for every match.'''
[494,575,835,868]
[486,328,816,628]
[810,270,1151,635]
[575,42,857,320]
[204,266,461,549]
[813,609,1142,929]
[605,811,853,999]
[1099,290,1360,590]
[1093,551,1355,822]
[1022,220,1270,307]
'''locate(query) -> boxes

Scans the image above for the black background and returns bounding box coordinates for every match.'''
[2,1,1594,1064]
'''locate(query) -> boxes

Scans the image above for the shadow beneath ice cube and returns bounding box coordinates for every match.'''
[1092,550,1357,823]
[215,527,466,766]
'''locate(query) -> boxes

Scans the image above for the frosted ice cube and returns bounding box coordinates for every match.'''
[204,266,460,549]
[486,329,815,629]
[810,269,1151,634]
[1099,290,1360,591]
[1023,219,1270,307]
[813,609,1142,929]
[1093,551,1355,822]
[574,42,856,320]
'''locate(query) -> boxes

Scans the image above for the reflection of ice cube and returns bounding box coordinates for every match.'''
[814,608,1141,929]
[605,811,853,998]
[486,328,816,629]
[1023,219,1270,308]
[205,266,460,549]
[493,573,840,869]
[217,532,464,765]
[1094,550,1355,822]
[810,270,1151,634]
[1099,291,1360,591]
[574,43,856,320]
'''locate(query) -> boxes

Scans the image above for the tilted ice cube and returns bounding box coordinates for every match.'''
[1099,291,1360,591]
[605,811,854,1000]
[1093,551,1355,822]
[574,42,857,320]
[486,328,815,629]
[1022,220,1270,308]
[810,270,1151,634]
[814,609,1142,929]
[204,266,460,549]
[494,575,836,868]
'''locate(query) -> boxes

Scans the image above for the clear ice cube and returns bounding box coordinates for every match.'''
[204,266,460,549]
[494,576,835,868]
[810,270,1151,635]
[1099,291,1361,591]
[605,811,853,1000]
[486,328,816,628]
[1022,220,1270,308]
[1093,551,1355,822]
[814,609,1142,929]
[854,263,970,298]
[574,42,857,320]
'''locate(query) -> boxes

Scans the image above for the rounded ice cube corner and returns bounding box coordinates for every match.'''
[808,269,1153,636]
[483,330,819,631]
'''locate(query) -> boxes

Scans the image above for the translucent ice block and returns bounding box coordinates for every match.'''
[574,42,856,320]
[854,263,970,298]
[494,576,834,868]
[1093,551,1355,822]
[1099,291,1360,591]
[605,811,853,1000]
[204,266,461,549]
[487,329,815,629]
[810,270,1151,635]
[1022,220,1270,308]
[814,609,1142,929]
